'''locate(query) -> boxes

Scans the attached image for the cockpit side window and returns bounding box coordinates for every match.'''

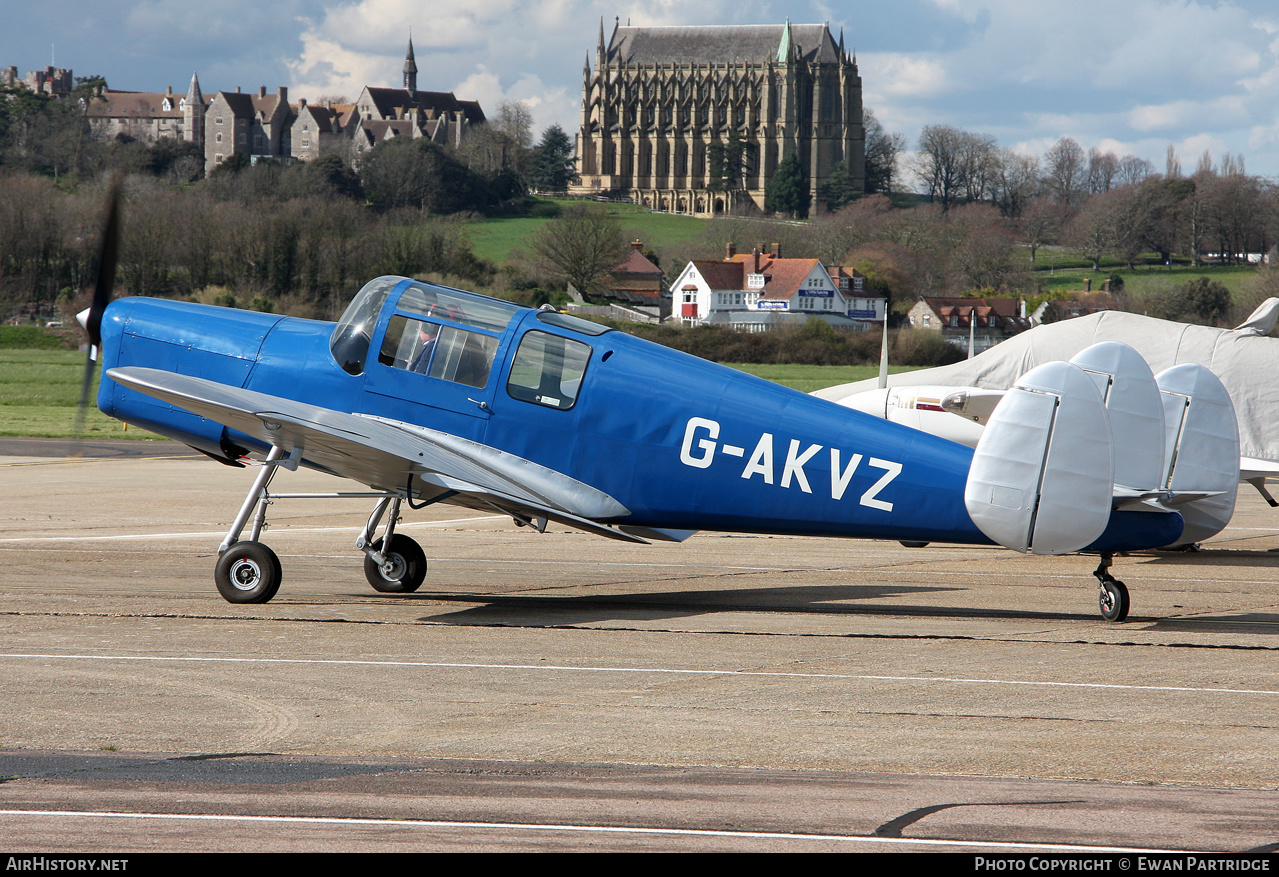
[379,315,498,389]
[506,331,592,410]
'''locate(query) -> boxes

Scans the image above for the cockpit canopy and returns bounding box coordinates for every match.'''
[329,277,524,376]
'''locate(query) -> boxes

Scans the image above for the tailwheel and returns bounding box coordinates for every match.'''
[1098,579,1130,623]
[215,542,282,604]
[1093,553,1129,622]
[364,534,427,593]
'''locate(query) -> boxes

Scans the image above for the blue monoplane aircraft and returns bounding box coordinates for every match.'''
[77,191,1214,622]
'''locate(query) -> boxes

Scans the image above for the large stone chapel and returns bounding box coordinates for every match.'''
[571,20,865,215]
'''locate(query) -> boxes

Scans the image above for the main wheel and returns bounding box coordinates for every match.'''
[364,534,427,593]
[1098,578,1130,623]
[215,542,282,604]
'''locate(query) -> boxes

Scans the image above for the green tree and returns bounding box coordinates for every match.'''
[765,152,809,218]
[360,137,488,214]
[530,124,576,191]
[1152,277,1232,326]
[706,131,751,193]
[818,161,861,211]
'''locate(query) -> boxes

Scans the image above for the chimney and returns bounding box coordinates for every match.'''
[770,242,781,258]
[236,86,242,93]
[726,242,736,260]
[631,240,643,252]
[166,85,172,95]
[1084,277,1092,292]
[753,247,760,274]
[278,86,287,103]
[298,97,307,109]
[258,86,266,98]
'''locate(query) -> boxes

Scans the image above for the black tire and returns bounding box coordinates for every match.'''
[215,542,282,604]
[1098,579,1130,623]
[364,534,427,593]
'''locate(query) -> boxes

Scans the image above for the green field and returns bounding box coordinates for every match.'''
[1026,250,1258,300]
[724,363,920,393]
[0,349,148,439]
[468,199,707,265]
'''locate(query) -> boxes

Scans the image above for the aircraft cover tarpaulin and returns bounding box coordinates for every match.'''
[814,309,1279,464]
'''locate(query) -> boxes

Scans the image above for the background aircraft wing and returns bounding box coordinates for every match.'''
[107,366,646,543]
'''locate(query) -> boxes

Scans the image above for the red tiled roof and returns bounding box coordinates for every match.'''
[610,247,663,276]
[691,260,744,289]
[726,254,821,300]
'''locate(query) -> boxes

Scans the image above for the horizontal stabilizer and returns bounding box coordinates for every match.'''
[965,361,1114,555]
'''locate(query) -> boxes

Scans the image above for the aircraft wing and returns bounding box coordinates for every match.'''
[107,366,647,543]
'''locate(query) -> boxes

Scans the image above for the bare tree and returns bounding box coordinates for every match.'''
[989,148,1040,218]
[913,125,997,212]
[1043,137,1087,209]
[529,206,628,297]
[863,108,905,195]
[1087,149,1120,194]
[1115,154,1154,187]
[1018,197,1064,264]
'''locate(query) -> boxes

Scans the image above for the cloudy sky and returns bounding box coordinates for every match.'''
[5,0,1279,179]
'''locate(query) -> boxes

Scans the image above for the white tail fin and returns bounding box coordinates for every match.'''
[964,361,1114,555]
[1155,364,1239,544]
[1068,342,1166,492]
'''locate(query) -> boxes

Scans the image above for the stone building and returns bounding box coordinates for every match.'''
[291,99,353,162]
[350,38,486,159]
[1,65,73,95]
[86,73,207,146]
[908,297,1032,353]
[571,20,864,215]
[204,86,293,175]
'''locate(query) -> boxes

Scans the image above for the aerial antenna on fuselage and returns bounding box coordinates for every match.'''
[877,305,890,389]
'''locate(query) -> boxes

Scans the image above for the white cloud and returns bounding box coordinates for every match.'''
[861,52,949,100]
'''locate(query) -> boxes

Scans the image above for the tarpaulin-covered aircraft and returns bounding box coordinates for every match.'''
[76,191,1211,623]
[817,306,1270,549]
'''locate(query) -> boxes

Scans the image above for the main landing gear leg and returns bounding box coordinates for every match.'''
[214,446,284,604]
[358,496,427,594]
[1093,553,1130,623]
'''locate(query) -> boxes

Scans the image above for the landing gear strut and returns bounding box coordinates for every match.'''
[215,446,286,604]
[212,447,430,604]
[1093,553,1130,622]
[357,497,427,593]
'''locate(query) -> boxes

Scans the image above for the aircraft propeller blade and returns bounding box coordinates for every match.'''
[74,173,124,438]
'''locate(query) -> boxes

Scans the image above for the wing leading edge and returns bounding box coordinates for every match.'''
[106,366,647,544]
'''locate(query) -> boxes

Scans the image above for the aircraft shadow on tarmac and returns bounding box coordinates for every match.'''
[355,583,1118,626]
[1139,612,1279,635]
[1138,548,1279,568]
